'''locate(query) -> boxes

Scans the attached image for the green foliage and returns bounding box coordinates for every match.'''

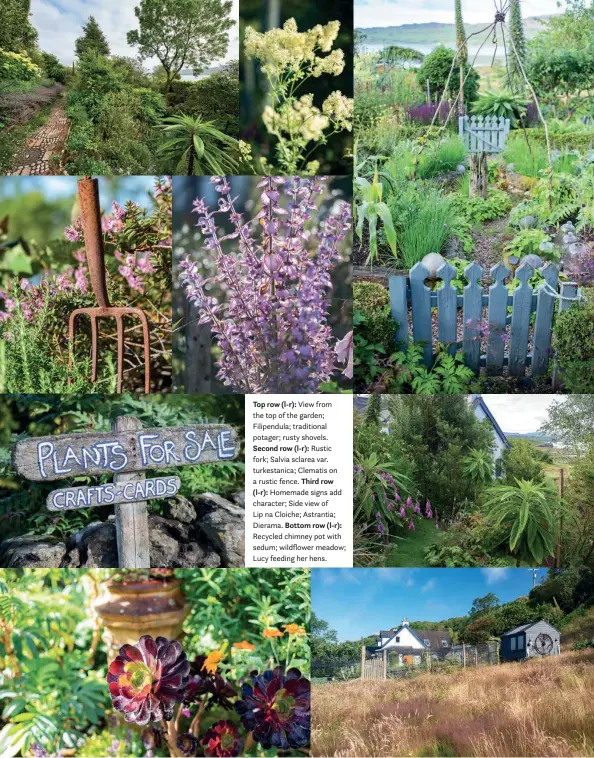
[355,161,397,265]
[0,0,38,55]
[471,90,528,128]
[509,128,594,153]
[75,17,111,59]
[157,114,240,175]
[503,136,550,178]
[506,229,554,259]
[0,49,40,83]
[127,0,234,91]
[40,52,67,84]
[508,0,527,89]
[393,346,476,395]
[353,311,388,388]
[553,300,594,392]
[462,448,494,488]
[529,48,594,105]
[416,46,480,104]
[455,0,468,62]
[383,137,466,181]
[500,439,545,485]
[484,478,560,565]
[79,724,167,757]
[455,188,512,224]
[353,281,396,354]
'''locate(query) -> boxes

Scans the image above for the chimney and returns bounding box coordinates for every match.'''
[402,617,409,627]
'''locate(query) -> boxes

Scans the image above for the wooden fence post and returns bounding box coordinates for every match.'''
[383,649,387,680]
[556,468,564,568]
[361,645,366,680]
[463,643,466,668]
[113,416,151,568]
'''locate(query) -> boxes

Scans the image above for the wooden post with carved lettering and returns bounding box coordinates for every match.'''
[113,416,150,569]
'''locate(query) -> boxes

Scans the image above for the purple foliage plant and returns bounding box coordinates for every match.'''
[180,176,352,393]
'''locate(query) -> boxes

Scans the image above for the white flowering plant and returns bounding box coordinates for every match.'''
[243,18,353,175]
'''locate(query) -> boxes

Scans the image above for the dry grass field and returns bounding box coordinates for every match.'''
[312,650,594,757]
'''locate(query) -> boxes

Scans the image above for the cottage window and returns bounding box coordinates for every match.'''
[510,637,517,651]
[395,636,400,642]
[442,640,448,648]
[424,639,430,647]
[518,636,524,649]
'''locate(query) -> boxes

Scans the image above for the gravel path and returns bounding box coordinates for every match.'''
[8,98,69,175]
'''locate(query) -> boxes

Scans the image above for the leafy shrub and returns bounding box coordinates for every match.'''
[0,49,40,82]
[472,90,528,128]
[40,51,67,84]
[456,189,512,224]
[506,229,553,259]
[389,343,476,394]
[133,87,166,125]
[385,137,466,180]
[553,299,594,392]
[508,128,594,153]
[416,46,480,105]
[353,281,396,353]
[353,311,388,388]
[500,439,545,485]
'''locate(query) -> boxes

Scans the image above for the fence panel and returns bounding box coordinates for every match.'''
[389,261,577,378]
[459,115,510,153]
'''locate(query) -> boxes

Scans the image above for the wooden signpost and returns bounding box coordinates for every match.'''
[12,416,239,569]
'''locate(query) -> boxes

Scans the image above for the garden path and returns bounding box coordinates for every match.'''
[471,215,512,282]
[8,98,69,176]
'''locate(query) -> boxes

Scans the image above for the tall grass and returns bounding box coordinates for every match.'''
[312,650,594,757]
[385,137,467,181]
[504,137,549,177]
[385,184,459,268]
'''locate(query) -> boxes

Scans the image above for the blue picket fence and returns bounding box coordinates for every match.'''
[459,115,511,154]
[389,260,579,377]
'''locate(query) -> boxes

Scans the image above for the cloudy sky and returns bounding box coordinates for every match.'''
[355,0,564,28]
[482,395,564,435]
[31,0,239,68]
[312,568,542,641]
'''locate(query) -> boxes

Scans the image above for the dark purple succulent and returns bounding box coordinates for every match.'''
[177,732,200,756]
[202,720,243,757]
[107,635,190,725]
[141,727,162,749]
[234,667,310,750]
[184,655,237,710]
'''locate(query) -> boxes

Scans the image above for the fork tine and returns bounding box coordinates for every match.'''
[116,313,124,394]
[90,314,98,383]
[67,311,78,387]
[136,310,151,394]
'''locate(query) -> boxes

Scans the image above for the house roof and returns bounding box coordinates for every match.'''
[470,395,511,449]
[378,626,452,649]
[502,619,561,636]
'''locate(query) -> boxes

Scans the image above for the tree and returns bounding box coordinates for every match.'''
[0,0,38,54]
[75,16,110,59]
[127,0,234,93]
[469,593,500,617]
[500,439,544,485]
[455,0,467,115]
[416,45,480,105]
[508,0,527,90]
[41,52,67,84]
[157,114,240,175]
[484,479,560,565]
[540,396,594,457]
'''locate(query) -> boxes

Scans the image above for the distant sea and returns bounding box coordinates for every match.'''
[360,42,505,67]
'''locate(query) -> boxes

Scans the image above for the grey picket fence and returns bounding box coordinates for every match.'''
[389,260,579,377]
[459,115,511,154]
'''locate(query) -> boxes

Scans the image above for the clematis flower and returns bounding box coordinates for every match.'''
[235,667,310,750]
[177,732,199,756]
[233,640,256,651]
[106,635,190,725]
[202,650,224,675]
[202,720,243,757]
[262,627,284,638]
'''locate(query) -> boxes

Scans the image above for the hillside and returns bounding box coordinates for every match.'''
[312,650,594,757]
[561,606,594,647]
[357,16,551,45]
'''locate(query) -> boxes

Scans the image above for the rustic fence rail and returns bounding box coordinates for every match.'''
[389,260,579,377]
[459,115,511,153]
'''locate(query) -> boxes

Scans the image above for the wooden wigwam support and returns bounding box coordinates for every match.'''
[67,176,151,393]
[12,416,239,568]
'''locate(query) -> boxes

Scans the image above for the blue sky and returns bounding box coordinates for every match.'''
[355,0,564,28]
[0,176,156,207]
[31,0,238,67]
[312,568,543,641]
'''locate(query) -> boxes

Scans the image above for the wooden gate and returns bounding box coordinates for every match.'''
[389,260,579,377]
[459,115,510,154]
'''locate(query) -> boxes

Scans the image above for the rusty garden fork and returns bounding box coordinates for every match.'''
[68,176,151,394]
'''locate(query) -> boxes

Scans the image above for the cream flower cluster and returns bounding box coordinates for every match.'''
[263,95,330,142]
[322,91,354,131]
[244,18,344,77]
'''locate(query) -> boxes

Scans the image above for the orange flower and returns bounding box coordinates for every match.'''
[233,640,256,652]
[262,627,284,639]
[201,650,224,674]
[283,624,306,636]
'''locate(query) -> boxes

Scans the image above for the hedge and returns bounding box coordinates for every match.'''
[507,128,594,152]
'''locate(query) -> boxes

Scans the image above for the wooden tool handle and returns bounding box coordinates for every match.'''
[78,176,111,308]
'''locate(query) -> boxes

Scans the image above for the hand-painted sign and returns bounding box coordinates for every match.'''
[47,476,181,512]
[12,424,238,482]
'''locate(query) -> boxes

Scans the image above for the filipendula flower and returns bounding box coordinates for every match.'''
[107,635,190,725]
[234,667,310,750]
[202,720,243,757]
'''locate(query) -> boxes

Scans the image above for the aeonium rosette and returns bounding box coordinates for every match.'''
[106,635,311,756]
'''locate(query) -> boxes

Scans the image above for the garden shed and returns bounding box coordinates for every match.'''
[500,620,561,661]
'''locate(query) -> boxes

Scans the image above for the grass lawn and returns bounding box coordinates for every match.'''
[384,516,440,567]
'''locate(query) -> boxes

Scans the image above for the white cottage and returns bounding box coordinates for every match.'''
[468,394,510,463]
[375,618,452,665]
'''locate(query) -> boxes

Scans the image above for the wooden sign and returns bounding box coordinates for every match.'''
[12,423,238,482]
[12,416,240,570]
[46,476,181,512]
